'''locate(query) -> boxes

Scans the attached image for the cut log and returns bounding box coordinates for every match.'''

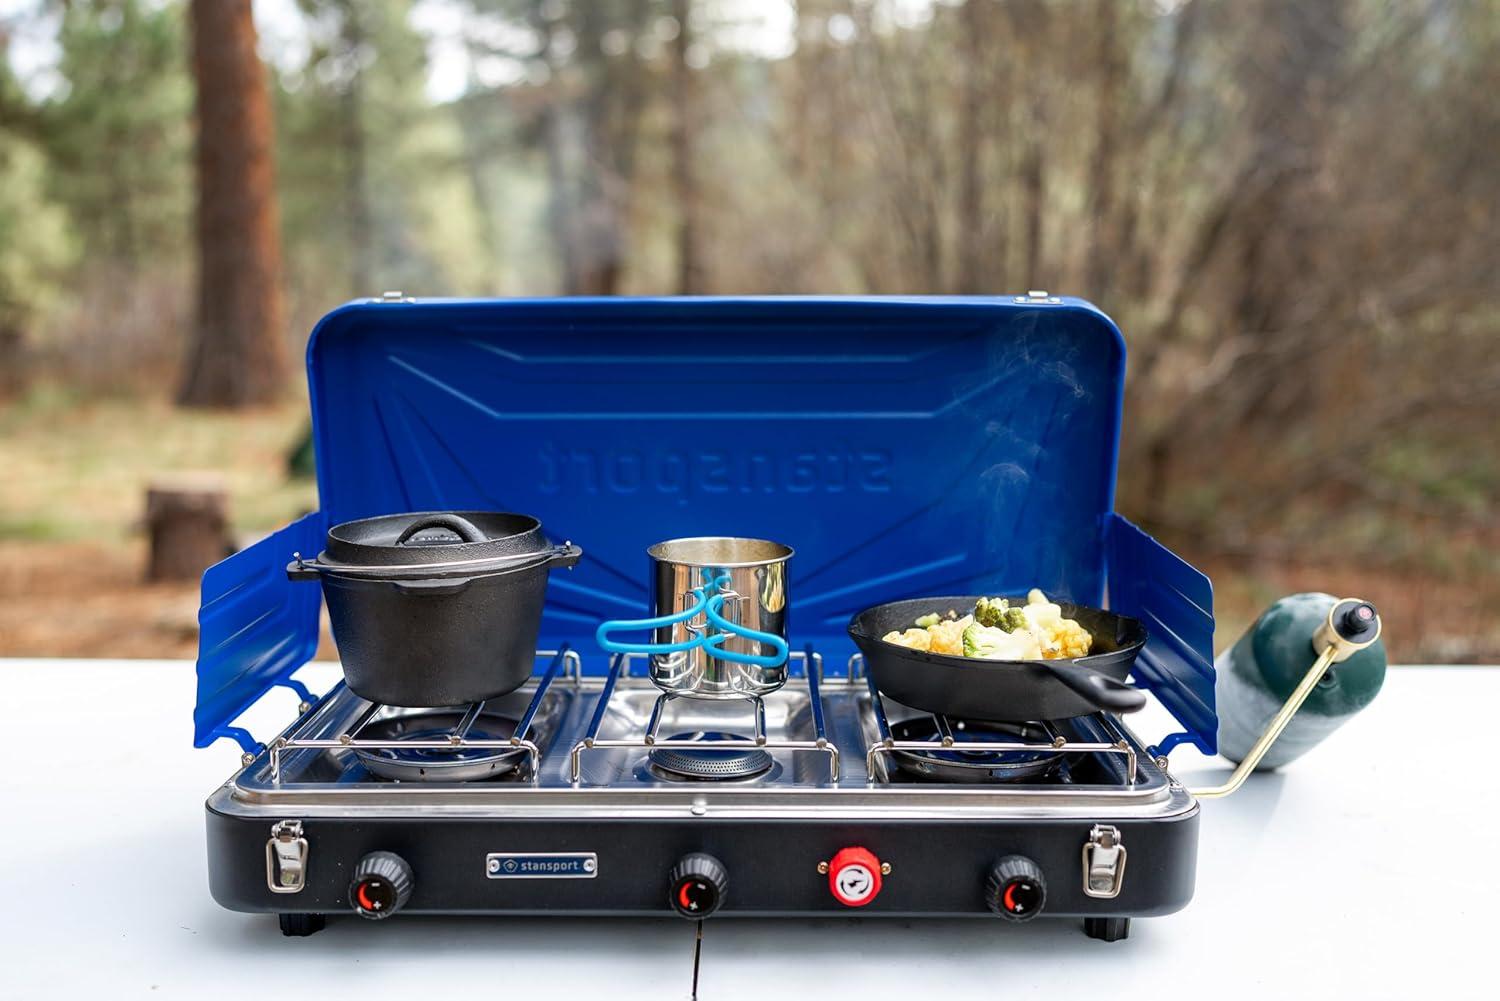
[146,474,232,582]
[0,324,25,399]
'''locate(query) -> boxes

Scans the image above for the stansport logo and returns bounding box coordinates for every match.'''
[537,444,892,498]
[512,860,578,874]
[485,853,598,878]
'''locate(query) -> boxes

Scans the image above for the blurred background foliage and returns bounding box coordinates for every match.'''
[0,0,1496,661]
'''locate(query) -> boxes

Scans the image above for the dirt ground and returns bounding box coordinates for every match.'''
[0,538,338,659]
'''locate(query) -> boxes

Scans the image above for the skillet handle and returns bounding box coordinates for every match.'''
[1043,661,1148,715]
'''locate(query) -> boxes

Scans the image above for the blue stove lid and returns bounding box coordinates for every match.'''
[194,296,1215,756]
[308,296,1123,635]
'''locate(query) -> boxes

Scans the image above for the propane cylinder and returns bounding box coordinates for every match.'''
[1216,592,1386,770]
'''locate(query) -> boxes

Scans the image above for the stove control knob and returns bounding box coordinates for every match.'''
[349,851,413,919]
[987,855,1046,921]
[669,853,728,918]
[827,846,883,907]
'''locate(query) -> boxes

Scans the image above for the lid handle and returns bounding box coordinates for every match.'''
[393,514,486,546]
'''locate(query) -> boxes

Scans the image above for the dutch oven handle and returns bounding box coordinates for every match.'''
[286,553,320,581]
[546,542,584,569]
[1040,660,1148,714]
[393,514,487,546]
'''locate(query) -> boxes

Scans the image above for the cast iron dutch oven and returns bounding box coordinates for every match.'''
[848,596,1149,721]
[288,511,581,707]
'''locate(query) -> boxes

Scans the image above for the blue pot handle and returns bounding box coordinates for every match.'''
[596,588,711,655]
[701,593,790,668]
[595,570,788,667]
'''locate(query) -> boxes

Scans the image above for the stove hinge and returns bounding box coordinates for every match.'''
[266,820,309,894]
[1081,824,1127,899]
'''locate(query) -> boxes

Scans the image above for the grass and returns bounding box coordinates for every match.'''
[0,386,317,546]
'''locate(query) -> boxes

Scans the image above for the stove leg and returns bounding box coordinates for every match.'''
[1083,917,1130,942]
[278,913,327,937]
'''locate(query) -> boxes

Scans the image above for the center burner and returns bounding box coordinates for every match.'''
[648,730,776,781]
[354,709,525,782]
[888,718,1072,784]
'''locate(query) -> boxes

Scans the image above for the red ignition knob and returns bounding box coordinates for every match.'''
[827,846,883,907]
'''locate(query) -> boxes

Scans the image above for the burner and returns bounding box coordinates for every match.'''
[353,709,525,782]
[888,718,1070,784]
[649,731,775,781]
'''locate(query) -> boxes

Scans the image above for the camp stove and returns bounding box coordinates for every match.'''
[196,296,1220,942]
[210,649,1192,940]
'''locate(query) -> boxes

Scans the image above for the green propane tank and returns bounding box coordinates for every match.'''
[1215,593,1386,772]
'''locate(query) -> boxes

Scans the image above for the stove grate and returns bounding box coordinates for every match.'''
[264,648,579,785]
[852,653,1140,785]
[568,650,841,785]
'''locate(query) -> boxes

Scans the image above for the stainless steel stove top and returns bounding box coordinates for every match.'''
[222,650,1190,822]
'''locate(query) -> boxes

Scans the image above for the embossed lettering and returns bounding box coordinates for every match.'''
[606,450,642,493]
[657,451,687,495]
[535,444,895,496]
[537,442,563,494]
[787,453,818,493]
[700,451,730,493]
[859,451,892,492]
[568,449,599,493]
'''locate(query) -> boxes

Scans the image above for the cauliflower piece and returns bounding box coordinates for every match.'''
[1022,590,1093,659]
[963,623,1042,660]
[926,616,971,655]
[881,627,932,651]
[1039,617,1093,658]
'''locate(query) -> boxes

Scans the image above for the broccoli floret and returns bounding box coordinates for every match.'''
[996,607,1028,632]
[963,622,1044,660]
[974,597,1028,632]
[963,623,1008,658]
[973,597,1005,627]
[914,612,941,629]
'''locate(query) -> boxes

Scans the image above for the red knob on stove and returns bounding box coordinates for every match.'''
[987,855,1045,921]
[827,846,883,907]
[349,851,414,920]
[669,853,728,918]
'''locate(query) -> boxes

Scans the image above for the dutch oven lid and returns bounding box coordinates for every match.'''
[319,510,552,571]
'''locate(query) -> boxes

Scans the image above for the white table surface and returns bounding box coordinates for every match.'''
[1,659,1494,1000]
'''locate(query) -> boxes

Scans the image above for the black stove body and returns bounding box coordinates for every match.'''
[195,297,1217,942]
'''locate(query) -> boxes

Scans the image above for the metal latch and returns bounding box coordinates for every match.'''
[266,820,308,894]
[1082,824,1127,898]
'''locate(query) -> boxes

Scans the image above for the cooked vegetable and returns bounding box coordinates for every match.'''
[881,627,933,651]
[926,615,972,655]
[962,622,1042,660]
[880,590,1093,661]
[974,596,1028,632]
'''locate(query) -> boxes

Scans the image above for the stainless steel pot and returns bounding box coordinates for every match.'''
[596,537,792,698]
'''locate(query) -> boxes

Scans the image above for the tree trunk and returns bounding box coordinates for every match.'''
[339,2,373,296]
[955,0,988,294]
[178,0,288,408]
[672,0,704,295]
[1084,0,1122,294]
[145,475,232,582]
[1008,0,1049,286]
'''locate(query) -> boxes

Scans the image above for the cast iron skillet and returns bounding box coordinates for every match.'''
[848,596,1149,721]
